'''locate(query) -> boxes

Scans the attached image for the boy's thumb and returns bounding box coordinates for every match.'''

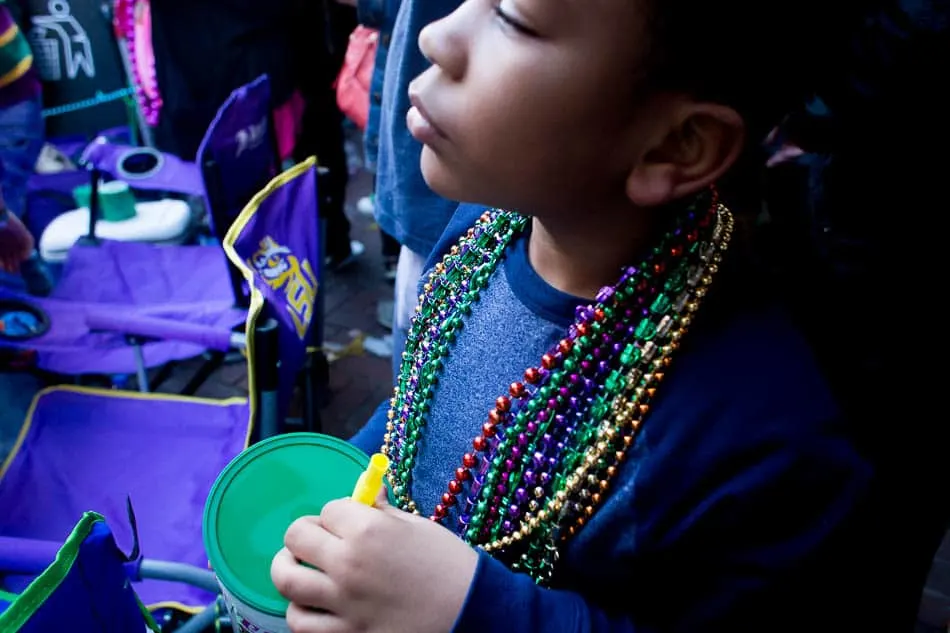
[375,487,419,521]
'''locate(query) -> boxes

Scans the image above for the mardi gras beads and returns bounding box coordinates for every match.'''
[383,193,734,584]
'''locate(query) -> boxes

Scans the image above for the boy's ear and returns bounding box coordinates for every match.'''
[625,102,745,208]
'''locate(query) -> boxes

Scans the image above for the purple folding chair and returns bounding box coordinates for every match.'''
[0,76,281,394]
[0,317,279,620]
[0,162,323,621]
[76,75,275,204]
[78,73,280,309]
[0,241,244,393]
[0,305,280,618]
[0,244,246,393]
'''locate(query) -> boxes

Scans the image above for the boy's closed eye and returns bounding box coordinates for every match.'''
[493,2,540,37]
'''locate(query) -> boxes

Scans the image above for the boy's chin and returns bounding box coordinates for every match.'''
[419,148,508,210]
[420,148,468,202]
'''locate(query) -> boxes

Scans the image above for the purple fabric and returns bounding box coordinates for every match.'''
[85,312,234,352]
[52,242,232,304]
[0,387,249,608]
[48,127,133,162]
[0,536,60,574]
[0,242,244,375]
[196,74,277,233]
[80,140,205,197]
[229,163,320,420]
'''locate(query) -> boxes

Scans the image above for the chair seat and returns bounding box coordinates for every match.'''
[0,242,244,376]
[39,200,192,263]
[0,386,249,609]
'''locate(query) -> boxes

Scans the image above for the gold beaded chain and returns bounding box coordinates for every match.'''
[481,206,734,570]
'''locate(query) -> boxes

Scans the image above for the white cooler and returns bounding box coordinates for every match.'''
[39,198,193,264]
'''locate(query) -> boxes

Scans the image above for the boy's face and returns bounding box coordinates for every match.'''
[408,0,661,215]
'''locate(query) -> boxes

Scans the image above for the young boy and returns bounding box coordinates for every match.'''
[270,1,924,631]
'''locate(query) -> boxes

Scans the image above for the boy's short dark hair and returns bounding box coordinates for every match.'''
[642,0,857,144]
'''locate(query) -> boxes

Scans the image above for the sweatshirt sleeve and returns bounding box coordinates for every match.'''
[452,424,870,633]
[452,553,641,633]
[348,399,390,455]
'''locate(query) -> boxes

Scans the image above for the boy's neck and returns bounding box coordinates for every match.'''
[527,209,655,300]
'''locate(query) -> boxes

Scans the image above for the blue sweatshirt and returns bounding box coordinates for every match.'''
[351,203,873,632]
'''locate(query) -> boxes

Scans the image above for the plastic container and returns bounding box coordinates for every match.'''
[203,433,372,633]
[72,180,137,222]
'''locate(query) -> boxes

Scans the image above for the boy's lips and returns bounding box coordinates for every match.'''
[407,91,449,144]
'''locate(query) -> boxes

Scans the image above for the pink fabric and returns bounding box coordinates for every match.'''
[272,90,305,161]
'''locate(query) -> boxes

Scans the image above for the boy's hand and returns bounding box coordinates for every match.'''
[272,492,478,633]
[0,211,35,274]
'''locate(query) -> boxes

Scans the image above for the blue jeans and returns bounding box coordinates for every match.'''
[391,245,425,381]
[0,95,44,218]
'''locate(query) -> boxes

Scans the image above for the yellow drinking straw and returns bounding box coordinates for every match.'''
[351,453,390,505]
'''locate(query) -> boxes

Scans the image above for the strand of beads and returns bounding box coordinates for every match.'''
[553,216,731,535]
[456,202,715,544]
[381,194,734,585]
[390,213,525,503]
[483,205,734,583]
[481,253,701,543]
[384,211,528,513]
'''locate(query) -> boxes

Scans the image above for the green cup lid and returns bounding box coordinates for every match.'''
[203,433,370,615]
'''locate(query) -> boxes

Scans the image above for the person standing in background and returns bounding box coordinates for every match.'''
[0,199,44,465]
[149,0,364,270]
[0,0,46,457]
[339,0,462,373]
[339,0,403,331]
[0,0,52,296]
[291,0,365,271]
[351,0,402,286]
[149,0,299,159]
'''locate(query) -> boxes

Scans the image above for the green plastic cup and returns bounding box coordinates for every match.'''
[203,433,371,633]
[72,180,137,222]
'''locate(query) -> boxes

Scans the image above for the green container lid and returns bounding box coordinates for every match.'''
[203,433,371,616]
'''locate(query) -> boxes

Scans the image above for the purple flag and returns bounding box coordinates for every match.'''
[223,158,321,422]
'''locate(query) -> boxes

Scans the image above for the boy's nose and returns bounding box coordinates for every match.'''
[418,21,438,64]
[418,7,468,80]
